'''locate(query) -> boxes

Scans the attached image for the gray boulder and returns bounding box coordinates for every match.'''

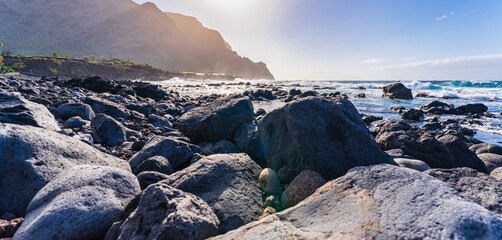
[84,96,130,120]
[133,156,173,176]
[177,97,254,143]
[63,116,88,129]
[137,171,170,190]
[91,114,126,146]
[198,140,241,155]
[382,82,413,99]
[258,97,394,180]
[426,167,502,218]
[212,164,502,239]
[401,108,424,121]
[0,123,130,216]
[470,143,502,155]
[478,153,502,173]
[106,183,219,240]
[280,170,326,209]
[57,102,95,120]
[161,154,262,234]
[394,158,430,172]
[234,123,266,167]
[129,136,200,171]
[13,165,140,240]
[0,92,60,131]
[491,167,502,181]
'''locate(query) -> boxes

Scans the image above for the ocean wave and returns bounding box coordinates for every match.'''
[432,81,502,89]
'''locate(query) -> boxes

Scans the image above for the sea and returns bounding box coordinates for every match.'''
[149,79,502,146]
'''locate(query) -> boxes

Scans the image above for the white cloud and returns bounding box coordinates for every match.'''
[360,58,389,64]
[404,55,416,62]
[450,12,455,15]
[436,15,447,21]
[372,53,502,70]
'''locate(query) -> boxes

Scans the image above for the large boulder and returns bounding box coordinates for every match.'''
[280,170,326,209]
[382,82,413,99]
[0,92,60,131]
[161,154,262,234]
[456,103,488,114]
[420,100,455,115]
[177,97,254,143]
[13,165,140,240]
[373,119,488,173]
[234,123,266,167]
[129,136,200,171]
[426,168,502,218]
[57,102,95,120]
[133,156,173,176]
[0,123,131,216]
[258,97,394,180]
[470,143,502,155]
[84,96,130,120]
[106,183,219,240]
[212,164,502,239]
[91,114,126,146]
[401,108,424,121]
[198,140,241,155]
[478,153,502,173]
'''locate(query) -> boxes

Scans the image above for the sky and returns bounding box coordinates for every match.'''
[133,0,502,80]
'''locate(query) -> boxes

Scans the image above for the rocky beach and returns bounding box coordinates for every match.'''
[1,73,502,239]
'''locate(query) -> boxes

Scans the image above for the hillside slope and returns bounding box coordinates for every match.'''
[0,0,274,79]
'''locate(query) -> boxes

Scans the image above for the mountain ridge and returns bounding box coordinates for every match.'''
[0,0,274,79]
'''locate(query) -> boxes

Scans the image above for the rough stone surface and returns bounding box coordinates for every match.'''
[394,158,430,172]
[258,97,394,180]
[0,218,23,238]
[13,165,140,240]
[382,82,413,99]
[402,108,424,121]
[258,168,282,196]
[57,102,95,120]
[129,136,199,171]
[63,116,88,128]
[426,167,502,218]
[91,114,126,146]
[234,123,266,167]
[161,153,262,234]
[108,183,219,240]
[84,96,130,120]
[0,123,130,216]
[456,103,488,114]
[0,92,60,131]
[470,143,502,155]
[280,170,326,209]
[478,153,502,173]
[137,171,170,190]
[198,140,241,155]
[490,167,502,181]
[177,97,254,143]
[212,164,502,240]
[133,156,173,176]
[438,135,488,173]
[421,100,455,115]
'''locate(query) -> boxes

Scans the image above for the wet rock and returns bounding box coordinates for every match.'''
[132,82,170,101]
[478,153,502,173]
[0,218,23,238]
[426,167,502,218]
[470,143,502,155]
[394,158,430,172]
[108,183,219,240]
[177,97,254,143]
[198,140,241,155]
[456,103,488,114]
[258,97,394,180]
[280,170,326,209]
[129,136,199,171]
[161,154,262,234]
[0,92,60,131]
[354,93,366,98]
[382,82,412,99]
[63,116,88,128]
[212,164,502,240]
[13,165,140,240]
[421,100,455,115]
[402,108,424,121]
[133,156,173,176]
[360,113,383,125]
[84,96,130,120]
[258,168,282,196]
[57,102,95,120]
[91,114,126,146]
[0,123,130,216]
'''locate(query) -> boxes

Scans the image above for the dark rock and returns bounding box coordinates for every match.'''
[470,143,502,155]
[57,102,95,120]
[177,97,254,143]
[84,96,130,120]
[133,156,173,176]
[161,154,262,234]
[129,136,199,171]
[147,114,172,127]
[394,158,430,172]
[421,100,455,115]
[299,91,317,98]
[131,140,146,151]
[137,171,170,190]
[415,92,434,98]
[382,82,413,99]
[354,93,366,98]
[213,164,502,239]
[0,218,23,238]
[13,165,140,240]
[258,97,394,180]
[63,116,88,128]
[0,123,130,216]
[438,135,487,173]
[234,123,266,167]
[390,106,405,113]
[108,183,219,240]
[198,140,241,155]
[62,76,121,93]
[132,82,170,101]
[456,103,488,114]
[0,92,60,131]
[280,170,326,209]
[360,114,383,125]
[402,108,424,121]
[426,167,502,218]
[91,114,126,146]
[478,153,502,173]
[422,122,442,131]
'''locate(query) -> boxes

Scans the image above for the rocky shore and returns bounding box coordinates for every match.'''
[1,75,502,239]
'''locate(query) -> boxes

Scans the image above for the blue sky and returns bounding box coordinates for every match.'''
[134,0,502,80]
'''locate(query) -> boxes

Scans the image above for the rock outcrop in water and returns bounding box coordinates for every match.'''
[382,82,413,99]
